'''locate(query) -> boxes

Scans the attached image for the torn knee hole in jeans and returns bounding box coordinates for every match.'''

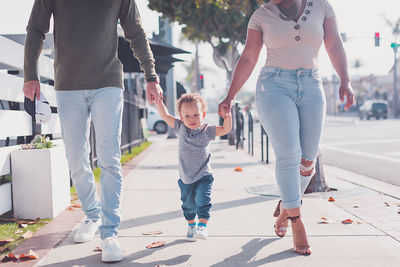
[300,158,315,176]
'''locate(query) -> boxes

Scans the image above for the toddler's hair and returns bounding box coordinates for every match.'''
[177,93,207,113]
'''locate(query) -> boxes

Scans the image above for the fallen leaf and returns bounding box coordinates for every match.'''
[328,197,335,202]
[19,223,28,228]
[0,246,9,253]
[0,239,14,246]
[93,246,102,252]
[384,202,390,207]
[19,249,39,260]
[71,203,81,208]
[142,231,163,236]
[146,241,166,249]
[234,166,243,172]
[22,231,34,239]
[1,252,17,263]
[341,219,353,224]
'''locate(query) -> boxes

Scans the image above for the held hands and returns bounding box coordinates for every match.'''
[339,81,355,111]
[146,81,163,104]
[218,97,233,119]
[23,80,41,101]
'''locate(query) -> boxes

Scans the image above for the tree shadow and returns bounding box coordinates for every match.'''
[120,195,276,229]
[210,238,299,266]
[39,239,190,267]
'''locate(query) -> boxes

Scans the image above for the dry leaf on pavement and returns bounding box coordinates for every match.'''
[142,231,163,236]
[146,241,166,249]
[328,196,335,202]
[1,252,18,263]
[384,202,390,207]
[234,166,243,172]
[341,219,353,224]
[0,239,14,246]
[22,231,34,239]
[19,249,39,260]
[93,246,102,252]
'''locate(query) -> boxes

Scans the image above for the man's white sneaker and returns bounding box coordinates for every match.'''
[74,218,101,243]
[101,236,124,263]
[194,225,208,240]
[186,225,197,242]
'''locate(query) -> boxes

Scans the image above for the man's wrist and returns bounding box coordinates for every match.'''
[146,76,158,83]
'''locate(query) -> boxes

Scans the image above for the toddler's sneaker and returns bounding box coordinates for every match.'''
[195,225,208,240]
[101,236,124,262]
[74,218,101,243]
[186,225,197,242]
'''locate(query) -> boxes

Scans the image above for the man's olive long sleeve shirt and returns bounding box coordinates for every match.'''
[24,0,157,90]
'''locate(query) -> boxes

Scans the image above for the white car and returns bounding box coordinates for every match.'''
[146,105,168,134]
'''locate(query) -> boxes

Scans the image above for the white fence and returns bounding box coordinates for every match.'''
[0,34,60,215]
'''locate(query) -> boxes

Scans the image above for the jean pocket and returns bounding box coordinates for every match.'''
[259,72,276,81]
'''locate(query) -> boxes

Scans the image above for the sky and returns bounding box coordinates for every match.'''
[1,0,400,99]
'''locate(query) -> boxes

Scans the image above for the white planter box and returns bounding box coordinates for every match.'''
[11,145,70,219]
[0,182,12,215]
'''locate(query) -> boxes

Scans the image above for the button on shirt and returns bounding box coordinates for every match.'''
[248,0,335,70]
[174,119,216,184]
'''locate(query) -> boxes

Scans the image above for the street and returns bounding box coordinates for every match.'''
[240,115,400,187]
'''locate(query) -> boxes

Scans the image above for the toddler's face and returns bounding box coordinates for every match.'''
[179,101,205,130]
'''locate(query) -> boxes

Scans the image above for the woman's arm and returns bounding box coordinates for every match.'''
[155,100,175,128]
[218,29,263,117]
[323,17,355,110]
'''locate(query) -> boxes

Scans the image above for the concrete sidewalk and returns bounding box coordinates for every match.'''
[11,135,400,266]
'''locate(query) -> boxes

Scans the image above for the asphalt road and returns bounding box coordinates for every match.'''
[237,115,400,187]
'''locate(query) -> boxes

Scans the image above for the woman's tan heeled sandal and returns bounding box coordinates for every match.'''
[287,215,312,256]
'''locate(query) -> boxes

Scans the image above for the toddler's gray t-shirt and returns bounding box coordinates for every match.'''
[174,119,216,184]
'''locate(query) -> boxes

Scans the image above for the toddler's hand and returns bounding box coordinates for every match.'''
[222,111,232,120]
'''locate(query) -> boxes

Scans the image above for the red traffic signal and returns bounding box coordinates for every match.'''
[374,32,380,47]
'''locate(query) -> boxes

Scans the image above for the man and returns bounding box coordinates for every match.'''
[23,0,162,262]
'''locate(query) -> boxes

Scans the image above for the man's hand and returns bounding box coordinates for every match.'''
[218,97,233,118]
[146,82,163,104]
[339,81,355,111]
[23,80,41,101]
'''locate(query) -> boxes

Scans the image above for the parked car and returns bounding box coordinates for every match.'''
[147,105,168,134]
[359,100,388,120]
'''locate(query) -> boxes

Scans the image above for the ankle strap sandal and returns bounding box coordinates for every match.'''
[287,215,301,223]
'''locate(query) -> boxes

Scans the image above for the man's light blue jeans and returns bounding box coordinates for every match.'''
[56,87,123,239]
[256,67,326,210]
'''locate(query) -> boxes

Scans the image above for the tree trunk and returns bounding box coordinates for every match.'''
[304,153,332,193]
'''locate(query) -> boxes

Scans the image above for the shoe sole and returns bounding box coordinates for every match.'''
[102,257,124,263]
[186,237,197,242]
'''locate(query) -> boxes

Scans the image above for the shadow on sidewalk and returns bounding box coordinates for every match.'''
[40,239,191,267]
[120,195,276,229]
[210,238,298,266]
[136,161,260,170]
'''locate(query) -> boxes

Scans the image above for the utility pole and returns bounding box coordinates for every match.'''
[194,40,200,92]
[391,42,399,117]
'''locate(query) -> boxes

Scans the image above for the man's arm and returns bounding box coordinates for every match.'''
[155,100,175,129]
[215,112,232,137]
[119,0,162,104]
[23,0,53,100]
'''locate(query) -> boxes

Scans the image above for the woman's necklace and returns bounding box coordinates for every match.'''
[278,0,302,21]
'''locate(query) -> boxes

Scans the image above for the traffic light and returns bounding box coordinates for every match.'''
[374,32,380,47]
[199,73,204,89]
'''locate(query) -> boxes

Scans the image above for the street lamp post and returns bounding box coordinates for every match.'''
[391,43,400,117]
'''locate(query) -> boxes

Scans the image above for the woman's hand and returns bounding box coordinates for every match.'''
[218,97,234,118]
[339,81,355,111]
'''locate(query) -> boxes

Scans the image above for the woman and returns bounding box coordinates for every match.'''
[218,0,354,255]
